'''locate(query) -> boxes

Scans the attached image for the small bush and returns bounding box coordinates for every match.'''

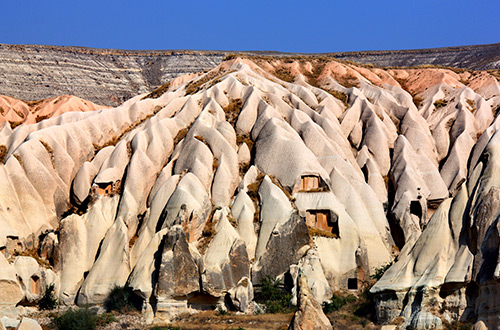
[104,285,140,313]
[255,276,294,314]
[369,262,393,281]
[51,308,98,330]
[322,294,357,313]
[39,283,58,310]
[434,99,448,109]
[216,306,229,316]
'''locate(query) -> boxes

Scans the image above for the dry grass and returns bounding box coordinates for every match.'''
[303,61,326,88]
[35,114,52,123]
[173,127,189,145]
[25,99,44,107]
[165,310,293,330]
[326,90,349,108]
[10,120,23,129]
[247,174,265,223]
[412,96,424,108]
[94,110,158,153]
[466,99,476,113]
[237,134,254,151]
[13,154,23,168]
[337,74,360,89]
[39,140,55,168]
[143,81,171,99]
[11,247,52,269]
[274,67,294,83]
[223,98,243,127]
[185,70,221,95]
[324,290,378,330]
[434,99,448,109]
[0,145,7,163]
[212,157,219,172]
[198,208,218,254]
[308,226,338,239]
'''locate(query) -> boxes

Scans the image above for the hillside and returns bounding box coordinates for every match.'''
[1,43,499,107]
[0,55,500,329]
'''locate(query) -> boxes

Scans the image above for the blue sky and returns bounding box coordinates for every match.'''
[1,0,498,52]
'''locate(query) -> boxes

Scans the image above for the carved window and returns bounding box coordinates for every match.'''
[306,209,339,237]
[31,275,41,295]
[97,182,113,195]
[348,278,358,290]
[300,175,320,191]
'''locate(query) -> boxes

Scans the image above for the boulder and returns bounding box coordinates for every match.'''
[228,277,254,313]
[16,318,42,330]
[12,257,43,304]
[0,255,23,307]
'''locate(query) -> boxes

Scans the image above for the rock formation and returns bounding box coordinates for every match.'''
[0,53,498,328]
[371,129,500,329]
[1,43,498,106]
[288,274,333,330]
[0,94,106,129]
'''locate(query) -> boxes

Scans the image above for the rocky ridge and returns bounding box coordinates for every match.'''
[0,94,107,129]
[1,43,499,107]
[0,55,499,329]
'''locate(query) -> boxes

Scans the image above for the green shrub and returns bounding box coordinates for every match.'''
[322,294,357,313]
[51,308,98,330]
[39,283,58,310]
[369,262,393,280]
[104,285,139,312]
[255,276,294,314]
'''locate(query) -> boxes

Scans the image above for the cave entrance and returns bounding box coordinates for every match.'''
[410,200,422,219]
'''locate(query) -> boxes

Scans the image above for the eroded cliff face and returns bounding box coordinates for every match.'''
[371,131,500,329]
[0,44,225,106]
[1,43,499,108]
[334,42,500,70]
[0,55,499,328]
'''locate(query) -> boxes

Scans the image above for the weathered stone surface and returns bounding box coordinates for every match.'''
[202,208,250,295]
[288,275,332,330]
[254,175,293,260]
[252,213,310,285]
[16,318,42,330]
[228,277,254,313]
[59,196,119,304]
[0,254,23,308]
[156,226,201,299]
[0,44,225,106]
[371,130,500,329]
[12,257,43,304]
